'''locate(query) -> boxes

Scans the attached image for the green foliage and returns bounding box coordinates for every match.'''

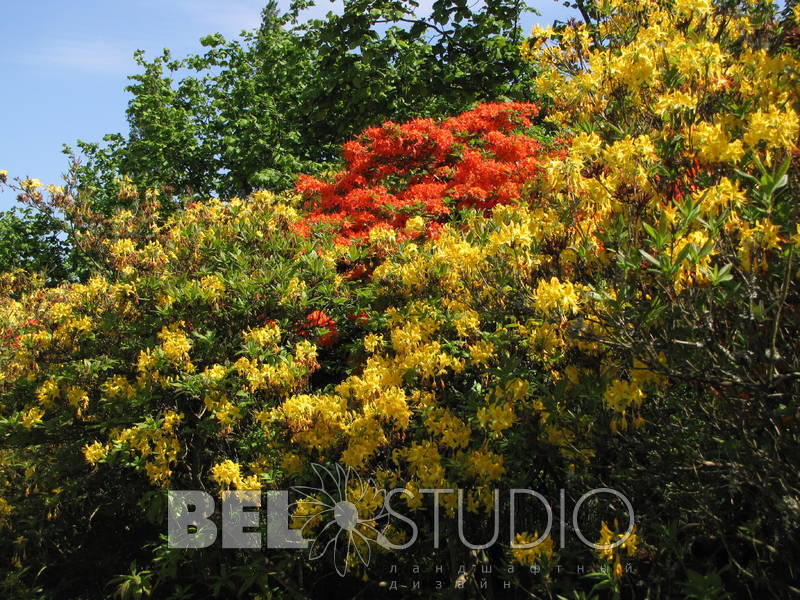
[71,0,538,209]
[0,207,69,283]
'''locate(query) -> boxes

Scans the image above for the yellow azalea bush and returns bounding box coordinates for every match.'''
[0,0,799,597]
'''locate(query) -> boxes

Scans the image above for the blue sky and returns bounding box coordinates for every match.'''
[0,0,574,211]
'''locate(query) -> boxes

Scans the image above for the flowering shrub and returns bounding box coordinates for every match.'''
[0,193,373,596]
[295,102,552,242]
[516,0,800,594]
[0,0,799,597]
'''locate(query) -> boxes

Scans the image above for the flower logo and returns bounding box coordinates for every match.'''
[292,464,389,577]
[291,463,389,576]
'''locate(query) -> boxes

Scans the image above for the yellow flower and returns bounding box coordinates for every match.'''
[202,364,228,383]
[404,216,426,234]
[281,277,307,304]
[66,386,89,412]
[137,348,158,373]
[207,396,242,428]
[20,178,42,189]
[109,238,136,258]
[693,122,744,163]
[620,48,655,89]
[753,218,782,251]
[469,340,495,365]
[743,107,799,150]
[102,375,136,400]
[476,402,515,435]
[454,310,480,337]
[36,379,60,409]
[653,90,696,117]
[162,410,183,432]
[198,274,225,301]
[676,0,712,17]
[369,225,397,246]
[281,453,304,475]
[501,378,529,402]
[158,324,192,367]
[294,340,318,365]
[426,408,471,449]
[0,497,13,526]
[597,521,639,578]
[291,497,324,532]
[533,277,581,314]
[243,322,281,348]
[603,379,645,414]
[251,189,277,204]
[363,333,384,353]
[21,407,45,429]
[571,132,603,159]
[512,532,554,566]
[83,441,107,465]
[211,459,242,489]
[145,461,173,485]
[565,365,580,385]
[466,449,506,483]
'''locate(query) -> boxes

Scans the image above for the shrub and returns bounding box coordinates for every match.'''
[1,0,799,595]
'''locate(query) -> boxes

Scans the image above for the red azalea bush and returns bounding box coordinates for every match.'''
[294,102,552,242]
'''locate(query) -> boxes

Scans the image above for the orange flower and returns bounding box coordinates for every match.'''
[293,102,550,243]
[302,310,338,348]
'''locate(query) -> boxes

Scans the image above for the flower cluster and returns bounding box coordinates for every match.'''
[294,103,550,242]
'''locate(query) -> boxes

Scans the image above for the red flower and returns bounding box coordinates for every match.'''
[292,102,550,243]
[347,310,370,326]
[302,310,339,348]
[343,264,369,280]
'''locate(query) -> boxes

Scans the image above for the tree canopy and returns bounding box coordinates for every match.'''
[72,0,539,210]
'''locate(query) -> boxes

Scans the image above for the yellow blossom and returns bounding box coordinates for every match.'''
[20,407,45,429]
[603,379,645,414]
[83,441,107,465]
[533,277,581,314]
[211,459,242,489]
[157,324,192,367]
[243,322,281,348]
[743,107,799,150]
[512,532,555,566]
[363,333,384,353]
[404,216,426,234]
